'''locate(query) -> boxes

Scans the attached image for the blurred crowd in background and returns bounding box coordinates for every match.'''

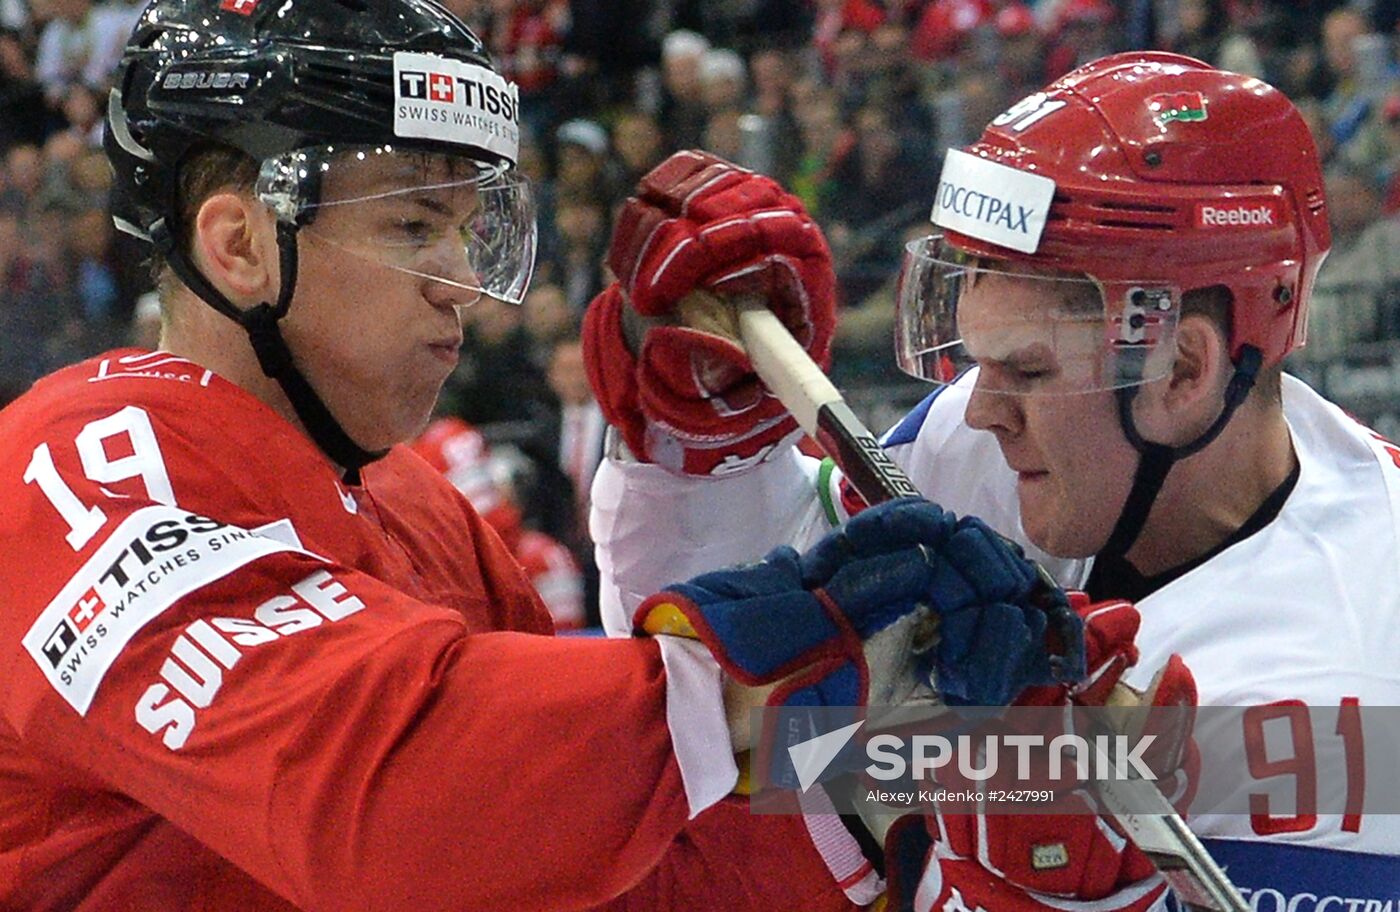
[5,0,1400,627]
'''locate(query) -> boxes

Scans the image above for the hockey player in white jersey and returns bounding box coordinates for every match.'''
[582,52,1400,910]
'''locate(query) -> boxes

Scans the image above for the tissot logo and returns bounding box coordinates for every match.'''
[34,512,230,680]
[397,69,517,120]
[23,506,308,714]
[393,52,521,163]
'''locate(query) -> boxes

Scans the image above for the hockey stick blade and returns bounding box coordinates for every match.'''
[731,298,1248,912]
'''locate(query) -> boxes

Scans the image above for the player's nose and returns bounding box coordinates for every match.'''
[422,243,482,316]
[965,374,1022,436]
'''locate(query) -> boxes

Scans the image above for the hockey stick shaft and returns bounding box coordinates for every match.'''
[732,299,1248,912]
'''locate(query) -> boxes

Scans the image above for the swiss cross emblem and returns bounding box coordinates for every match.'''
[67,586,108,633]
[429,73,455,102]
[220,0,258,15]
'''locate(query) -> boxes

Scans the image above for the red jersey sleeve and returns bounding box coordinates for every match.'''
[0,359,694,910]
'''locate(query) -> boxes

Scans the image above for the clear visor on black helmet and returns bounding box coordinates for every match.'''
[895,236,1182,395]
[256,144,536,305]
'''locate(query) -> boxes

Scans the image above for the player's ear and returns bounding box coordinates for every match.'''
[1153,312,1231,435]
[1131,311,1231,445]
[190,191,280,306]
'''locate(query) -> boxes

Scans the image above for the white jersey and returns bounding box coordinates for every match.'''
[592,372,1400,908]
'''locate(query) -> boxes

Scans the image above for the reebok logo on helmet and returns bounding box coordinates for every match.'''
[1194,200,1282,229]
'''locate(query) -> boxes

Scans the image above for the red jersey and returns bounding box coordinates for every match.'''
[0,351,855,911]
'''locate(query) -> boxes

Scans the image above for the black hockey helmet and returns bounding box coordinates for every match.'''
[107,0,511,242]
[105,0,536,476]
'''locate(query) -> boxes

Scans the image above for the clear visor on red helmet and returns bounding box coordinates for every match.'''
[895,235,1182,395]
[256,144,537,306]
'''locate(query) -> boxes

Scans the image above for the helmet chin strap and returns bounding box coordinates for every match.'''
[151,218,388,482]
[1099,346,1263,558]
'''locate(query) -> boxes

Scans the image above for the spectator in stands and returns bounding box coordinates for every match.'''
[909,0,992,64]
[486,0,568,141]
[827,25,877,107]
[657,28,710,149]
[702,108,745,166]
[553,116,624,207]
[989,3,1047,101]
[80,0,142,88]
[1306,163,1400,360]
[823,103,935,302]
[443,294,553,427]
[1320,7,1383,148]
[749,46,794,120]
[0,202,70,386]
[0,205,20,284]
[551,193,608,315]
[0,27,49,147]
[788,81,844,216]
[744,46,804,181]
[865,20,935,142]
[698,47,746,117]
[811,0,883,78]
[57,82,100,144]
[1165,0,1230,66]
[1341,89,1400,199]
[612,108,666,188]
[1,142,41,212]
[66,205,117,322]
[32,0,92,99]
[1044,0,1121,79]
[546,334,604,624]
[521,281,575,352]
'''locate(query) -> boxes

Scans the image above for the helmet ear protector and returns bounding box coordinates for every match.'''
[897,51,1330,395]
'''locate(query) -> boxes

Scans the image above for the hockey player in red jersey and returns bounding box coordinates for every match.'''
[0,1,1091,909]
[412,416,586,631]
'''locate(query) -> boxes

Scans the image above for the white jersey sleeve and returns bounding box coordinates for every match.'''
[590,438,831,635]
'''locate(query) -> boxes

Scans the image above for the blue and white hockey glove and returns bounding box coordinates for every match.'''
[635,497,1084,711]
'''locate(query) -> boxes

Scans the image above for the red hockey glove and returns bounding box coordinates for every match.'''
[582,150,836,476]
[919,597,1200,911]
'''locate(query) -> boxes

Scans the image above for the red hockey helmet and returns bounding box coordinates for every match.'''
[897,52,1330,393]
